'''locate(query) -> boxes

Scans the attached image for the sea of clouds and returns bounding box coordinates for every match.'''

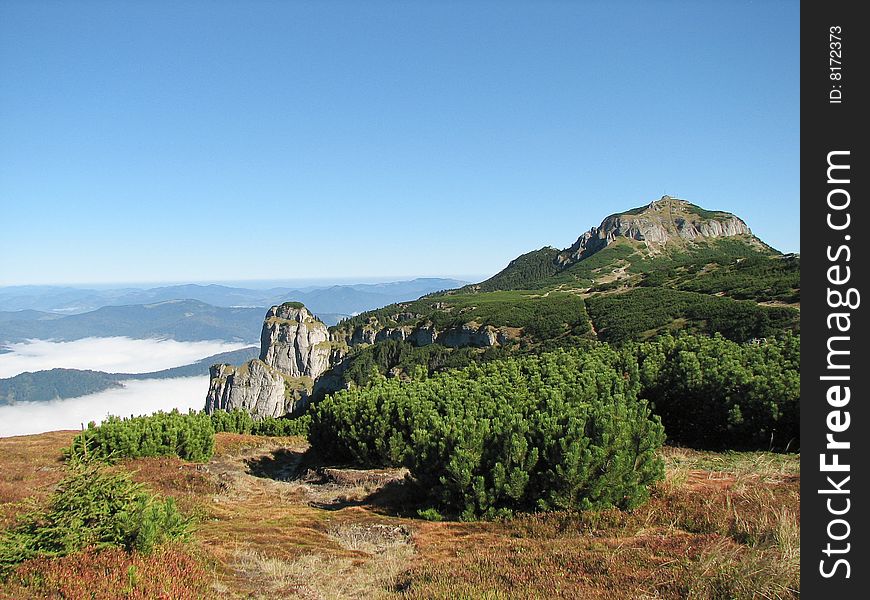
[0,337,248,378]
[0,377,209,437]
[0,337,249,438]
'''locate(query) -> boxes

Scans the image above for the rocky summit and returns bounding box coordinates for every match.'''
[259,303,331,379]
[557,196,759,265]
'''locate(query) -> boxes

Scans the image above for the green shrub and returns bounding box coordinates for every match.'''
[310,346,665,519]
[586,287,798,344]
[0,460,192,577]
[634,332,800,450]
[69,409,215,462]
[210,409,310,437]
[335,290,591,344]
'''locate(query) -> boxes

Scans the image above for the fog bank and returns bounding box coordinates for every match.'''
[0,337,248,378]
[0,376,208,438]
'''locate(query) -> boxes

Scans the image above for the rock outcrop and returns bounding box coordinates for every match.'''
[206,360,310,418]
[205,302,329,419]
[558,196,756,264]
[331,320,509,352]
[259,304,331,379]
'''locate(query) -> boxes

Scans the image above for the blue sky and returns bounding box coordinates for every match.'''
[0,0,799,286]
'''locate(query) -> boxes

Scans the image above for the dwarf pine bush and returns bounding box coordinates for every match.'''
[633,332,800,450]
[70,409,215,462]
[0,460,192,577]
[210,409,311,437]
[310,346,666,518]
[68,409,310,463]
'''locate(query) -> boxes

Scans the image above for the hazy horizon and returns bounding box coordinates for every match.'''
[0,274,483,290]
[0,337,250,379]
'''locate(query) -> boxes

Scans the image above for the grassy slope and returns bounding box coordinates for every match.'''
[0,432,799,599]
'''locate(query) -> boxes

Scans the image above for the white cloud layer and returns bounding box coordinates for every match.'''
[0,377,209,438]
[0,337,248,378]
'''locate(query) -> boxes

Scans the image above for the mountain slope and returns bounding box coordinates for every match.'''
[473,196,780,293]
[332,197,798,355]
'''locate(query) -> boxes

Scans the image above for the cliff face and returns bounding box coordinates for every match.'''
[330,321,512,354]
[558,196,756,265]
[259,304,331,379]
[205,303,328,419]
[206,360,310,418]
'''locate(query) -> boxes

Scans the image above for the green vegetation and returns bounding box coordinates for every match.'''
[635,332,799,450]
[683,202,733,220]
[310,346,666,518]
[0,459,192,577]
[474,247,561,291]
[665,254,800,303]
[626,237,773,274]
[336,290,591,344]
[68,409,310,463]
[338,340,510,388]
[586,287,799,344]
[210,409,311,437]
[69,410,216,462]
[551,240,638,287]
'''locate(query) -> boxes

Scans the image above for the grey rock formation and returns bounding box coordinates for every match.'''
[438,324,498,348]
[259,304,331,379]
[333,320,502,351]
[206,360,309,418]
[205,302,328,418]
[558,196,755,264]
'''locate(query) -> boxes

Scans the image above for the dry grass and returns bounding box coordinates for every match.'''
[0,433,800,599]
[232,521,413,600]
[0,431,76,524]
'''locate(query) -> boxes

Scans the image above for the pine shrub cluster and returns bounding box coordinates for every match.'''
[210,409,311,437]
[634,332,800,450]
[70,410,215,462]
[68,409,311,463]
[309,346,666,519]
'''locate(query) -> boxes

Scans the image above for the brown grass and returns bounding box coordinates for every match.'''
[1,545,210,600]
[0,432,800,599]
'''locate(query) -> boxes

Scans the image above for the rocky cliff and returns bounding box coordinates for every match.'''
[205,303,329,418]
[331,319,511,351]
[205,360,312,418]
[259,303,331,378]
[558,196,757,265]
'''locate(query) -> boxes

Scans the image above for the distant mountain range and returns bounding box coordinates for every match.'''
[0,300,266,344]
[0,278,467,315]
[0,278,468,344]
[0,346,259,405]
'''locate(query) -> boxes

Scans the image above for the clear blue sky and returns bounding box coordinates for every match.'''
[0,0,799,286]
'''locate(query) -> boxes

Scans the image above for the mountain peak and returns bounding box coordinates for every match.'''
[473,196,775,293]
[559,197,757,265]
